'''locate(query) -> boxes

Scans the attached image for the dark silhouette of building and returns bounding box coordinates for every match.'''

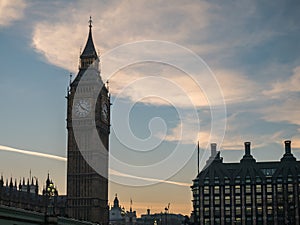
[191,140,300,225]
[0,173,66,216]
[109,194,138,225]
[137,208,185,225]
[66,17,110,224]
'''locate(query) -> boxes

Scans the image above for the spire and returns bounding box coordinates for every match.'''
[0,175,3,187]
[19,178,22,190]
[46,172,50,187]
[80,16,98,60]
[114,193,119,208]
[9,177,13,188]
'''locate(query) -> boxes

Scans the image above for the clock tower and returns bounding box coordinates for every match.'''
[66,18,110,224]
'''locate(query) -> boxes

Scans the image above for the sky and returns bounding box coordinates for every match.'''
[0,0,300,217]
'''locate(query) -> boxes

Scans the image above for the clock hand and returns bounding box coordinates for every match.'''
[79,104,88,111]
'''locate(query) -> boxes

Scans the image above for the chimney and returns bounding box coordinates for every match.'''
[211,143,217,157]
[147,208,150,215]
[284,140,291,154]
[244,142,251,155]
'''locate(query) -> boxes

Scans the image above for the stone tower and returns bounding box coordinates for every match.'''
[66,17,110,224]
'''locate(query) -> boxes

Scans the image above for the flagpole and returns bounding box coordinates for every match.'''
[197,141,200,175]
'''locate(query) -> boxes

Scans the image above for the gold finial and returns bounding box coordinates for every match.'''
[89,16,92,29]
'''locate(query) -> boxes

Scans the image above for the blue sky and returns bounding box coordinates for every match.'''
[0,0,300,216]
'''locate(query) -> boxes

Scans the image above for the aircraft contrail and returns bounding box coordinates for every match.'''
[110,169,191,187]
[0,145,67,161]
[0,144,191,187]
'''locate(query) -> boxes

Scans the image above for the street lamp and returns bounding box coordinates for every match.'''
[43,178,58,225]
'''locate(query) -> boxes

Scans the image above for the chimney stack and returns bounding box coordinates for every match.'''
[211,143,217,157]
[244,142,251,155]
[284,140,291,154]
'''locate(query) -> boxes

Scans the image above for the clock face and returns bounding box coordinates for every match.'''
[74,99,91,118]
[101,102,109,122]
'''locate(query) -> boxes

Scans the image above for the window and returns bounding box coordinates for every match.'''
[225,206,231,215]
[236,207,241,215]
[257,206,262,214]
[215,207,220,216]
[214,186,220,194]
[256,185,262,193]
[246,207,252,215]
[225,195,230,205]
[204,177,209,184]
[267,194,272,204]
[214,196,220,205]
[204,186,209,194]
[256,195,262,204]
[235,185,241,194]
[246,195,251,204]
[224,177,230,184]
[235,195,241,204]
[256,176,262,183]
[266,184,272,193]
[245,185,251,193]
[225,185,230,194]
[267,206,272,214]
[245,176,251,184]
[288,194,293,203]
[288,184,293,192]
[277,184,282,193]
[235,217,241,225]
[204,196,209,205]
[204,207,209,216]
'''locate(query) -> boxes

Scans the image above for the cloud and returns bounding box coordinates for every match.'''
[108,63,260,109]
[214,69,262,104]
[261,96,300,126]
[263,66,300,97]
[31,0,211,73]
[0,0,26,27]
[259,66,300,126]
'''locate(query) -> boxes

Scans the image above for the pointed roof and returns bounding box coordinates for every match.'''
[80,16,97,59]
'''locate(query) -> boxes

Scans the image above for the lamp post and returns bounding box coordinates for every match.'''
[44,180,58,225]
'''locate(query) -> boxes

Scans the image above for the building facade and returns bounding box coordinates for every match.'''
[191,141,300,225]
[66,18,110,224]
[0,173,66,216]
[109,194,137,225]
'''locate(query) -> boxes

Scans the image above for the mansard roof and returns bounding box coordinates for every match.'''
[193,140,300,186]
